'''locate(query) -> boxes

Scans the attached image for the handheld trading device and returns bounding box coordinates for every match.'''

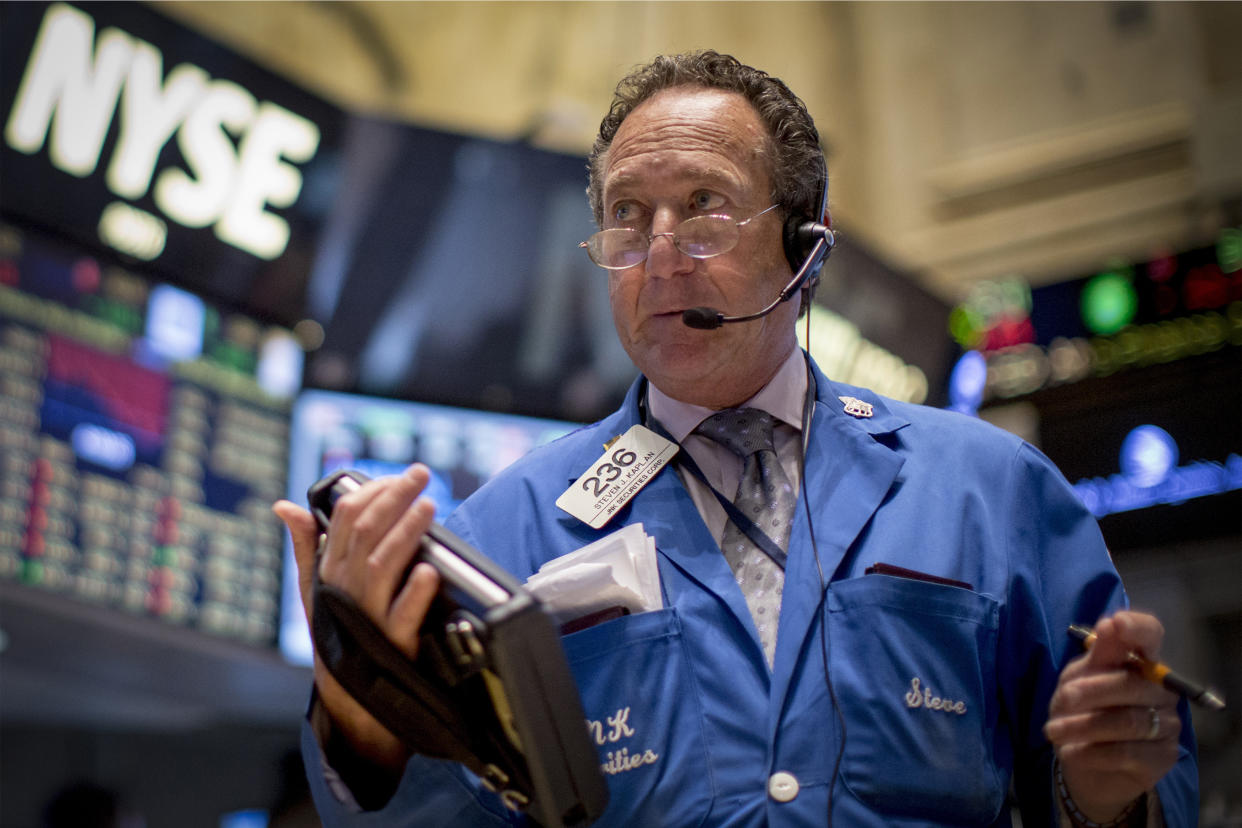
[307,470,609,828]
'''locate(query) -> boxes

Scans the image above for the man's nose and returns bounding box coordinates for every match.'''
[645,228,694,279]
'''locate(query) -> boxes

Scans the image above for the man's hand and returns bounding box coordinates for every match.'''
[1044,610,1181,823]
[273,463,442,773]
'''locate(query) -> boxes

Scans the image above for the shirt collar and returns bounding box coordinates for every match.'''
[647,348,808,443]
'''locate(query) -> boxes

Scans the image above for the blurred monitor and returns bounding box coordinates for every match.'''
[0,220,301,646]
[279,389,579,665]
[219,810,268,828]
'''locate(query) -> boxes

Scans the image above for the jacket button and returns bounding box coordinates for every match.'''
[768,771,800,802]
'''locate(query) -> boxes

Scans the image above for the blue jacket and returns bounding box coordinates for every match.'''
[304,360,1198,827]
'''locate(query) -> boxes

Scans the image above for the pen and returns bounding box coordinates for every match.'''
[1068,624,1226,710]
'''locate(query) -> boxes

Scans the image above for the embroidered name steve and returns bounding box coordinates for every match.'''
[905,677,968,714]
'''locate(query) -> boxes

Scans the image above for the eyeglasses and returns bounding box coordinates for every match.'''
[579,204,780,270]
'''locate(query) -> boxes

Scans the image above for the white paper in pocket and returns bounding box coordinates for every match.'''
[525,523,661,624]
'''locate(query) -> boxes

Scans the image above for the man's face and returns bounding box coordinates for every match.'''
[600,86,800,409]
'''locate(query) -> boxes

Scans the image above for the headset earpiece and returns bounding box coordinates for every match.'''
[782,212,818,275]
[781,158,831,283]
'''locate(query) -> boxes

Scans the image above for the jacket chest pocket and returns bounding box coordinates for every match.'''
[561,607,713,828]
[828,575,1005,825]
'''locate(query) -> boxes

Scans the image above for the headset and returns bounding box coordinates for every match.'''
[781,155,833,289]
[682,156,834,330]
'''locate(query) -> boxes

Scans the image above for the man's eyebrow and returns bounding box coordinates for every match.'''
[604,166,743,195]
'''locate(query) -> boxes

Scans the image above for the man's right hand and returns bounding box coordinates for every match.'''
[273,463,442,775]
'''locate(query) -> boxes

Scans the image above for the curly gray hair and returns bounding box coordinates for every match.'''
[587,50,826,232]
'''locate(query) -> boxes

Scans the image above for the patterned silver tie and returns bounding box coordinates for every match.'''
[695,408,795,667]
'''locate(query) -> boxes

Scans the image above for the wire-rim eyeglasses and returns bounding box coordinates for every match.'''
[579,204,780,270]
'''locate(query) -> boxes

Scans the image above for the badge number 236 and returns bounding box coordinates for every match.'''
[556,425,676,528]
[581,448,638,497]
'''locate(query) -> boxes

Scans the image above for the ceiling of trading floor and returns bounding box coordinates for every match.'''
[152,1,1242,301]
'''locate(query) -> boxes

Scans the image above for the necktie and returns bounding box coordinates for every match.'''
[694,408,795,667]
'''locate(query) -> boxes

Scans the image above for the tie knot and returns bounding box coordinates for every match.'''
[694,408,778,459]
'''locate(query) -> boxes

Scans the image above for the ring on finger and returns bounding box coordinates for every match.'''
[1144,706,1160,740]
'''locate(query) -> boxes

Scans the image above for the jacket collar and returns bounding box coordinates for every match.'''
[563,351,910,474]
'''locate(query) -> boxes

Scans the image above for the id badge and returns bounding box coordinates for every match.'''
[556,425,677,529]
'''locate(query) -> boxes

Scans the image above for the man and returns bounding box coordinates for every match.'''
[275,51,1197,826]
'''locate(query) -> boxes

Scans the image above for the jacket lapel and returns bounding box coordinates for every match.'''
[769,367,910,710]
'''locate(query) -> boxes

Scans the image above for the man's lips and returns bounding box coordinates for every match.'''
[652,302,714,317]
[643,309,721,335]
[649,309,699,326]
[641,302,722,328]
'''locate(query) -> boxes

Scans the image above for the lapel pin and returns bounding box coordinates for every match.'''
[839,396,874,418]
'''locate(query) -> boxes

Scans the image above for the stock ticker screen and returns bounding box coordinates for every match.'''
[0,221,302,646]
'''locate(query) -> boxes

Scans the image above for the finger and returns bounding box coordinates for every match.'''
[322,465,431,576]
[1111,610,1165,661]
[273,500,321,626]
[1088,611,1165,669]
[1052,651,1092,689]
[325,465,429,558]
[1051,668,1177,716]
[1045,704,1181,746]
[1048,654,1096,718]
[388,562,441,659]
[367,495,436,576]
[358,496,437,621]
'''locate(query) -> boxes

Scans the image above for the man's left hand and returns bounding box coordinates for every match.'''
[1044,610,1181,823]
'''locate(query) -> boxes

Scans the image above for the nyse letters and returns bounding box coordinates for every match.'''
[4,3,321,260]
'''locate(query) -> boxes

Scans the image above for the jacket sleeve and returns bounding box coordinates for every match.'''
[1000,443,1199,826]
[297,506,532,828]
[300,717,523,828]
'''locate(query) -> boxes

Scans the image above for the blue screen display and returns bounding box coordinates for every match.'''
[279,388,578,665]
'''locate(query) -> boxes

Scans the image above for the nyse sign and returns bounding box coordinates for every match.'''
[4,3,321,261]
